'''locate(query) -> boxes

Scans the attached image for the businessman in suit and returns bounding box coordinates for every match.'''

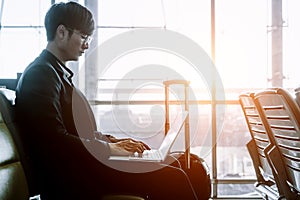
[15,2,197,200]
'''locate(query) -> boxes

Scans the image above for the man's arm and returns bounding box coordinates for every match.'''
[16,64,111,159]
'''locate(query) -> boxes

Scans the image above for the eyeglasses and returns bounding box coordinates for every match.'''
[66,27,92,45]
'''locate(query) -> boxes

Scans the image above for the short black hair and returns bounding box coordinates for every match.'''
[45,1,95,41]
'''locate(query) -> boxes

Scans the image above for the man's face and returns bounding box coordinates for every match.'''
[63,28,92,61]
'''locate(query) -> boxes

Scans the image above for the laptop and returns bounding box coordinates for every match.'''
[109,111,188,162]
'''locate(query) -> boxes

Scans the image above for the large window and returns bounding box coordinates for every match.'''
[0,0,49,78]
[2,0,300,198]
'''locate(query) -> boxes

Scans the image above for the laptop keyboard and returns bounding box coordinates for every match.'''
[129,150,161,160]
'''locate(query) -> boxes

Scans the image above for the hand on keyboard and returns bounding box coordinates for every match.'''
[108,139,150,156]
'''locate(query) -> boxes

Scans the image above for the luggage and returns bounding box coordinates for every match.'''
[170,152,211,200]
[164,80,211,200]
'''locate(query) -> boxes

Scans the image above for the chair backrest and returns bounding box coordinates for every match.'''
[0,88,30,199]
[239,92,275,183]
[254,88,300,198]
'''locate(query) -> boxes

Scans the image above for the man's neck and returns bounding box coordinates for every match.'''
[46,42,66,65]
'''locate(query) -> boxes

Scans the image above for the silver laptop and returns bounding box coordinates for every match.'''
[109,111,188,162]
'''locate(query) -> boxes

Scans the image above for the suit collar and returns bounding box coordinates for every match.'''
[41,50,74,86]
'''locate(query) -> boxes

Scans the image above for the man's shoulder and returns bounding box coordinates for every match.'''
[26,50,60,72]
[29,51,55,68]
[24,60,58,79]
[17,56,62,90]
[24,53,61,77]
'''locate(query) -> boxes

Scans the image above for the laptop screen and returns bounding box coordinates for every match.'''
[158,111,188,160]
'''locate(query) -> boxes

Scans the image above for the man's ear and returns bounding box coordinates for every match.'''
[56,24,68,41]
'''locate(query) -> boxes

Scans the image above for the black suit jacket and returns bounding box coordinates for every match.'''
[15,50,110,198]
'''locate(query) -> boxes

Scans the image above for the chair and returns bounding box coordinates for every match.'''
[0,88,32,200]
[239,92,282,199]
[254,88,300,199]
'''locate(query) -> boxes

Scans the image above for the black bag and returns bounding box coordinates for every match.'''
[170,152,211,200]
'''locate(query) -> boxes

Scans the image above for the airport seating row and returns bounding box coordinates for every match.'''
[239,88,300,200]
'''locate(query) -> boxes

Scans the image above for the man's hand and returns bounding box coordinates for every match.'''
[108,139,150,156]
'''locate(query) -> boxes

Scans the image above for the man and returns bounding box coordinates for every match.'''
[16,2,196,200]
